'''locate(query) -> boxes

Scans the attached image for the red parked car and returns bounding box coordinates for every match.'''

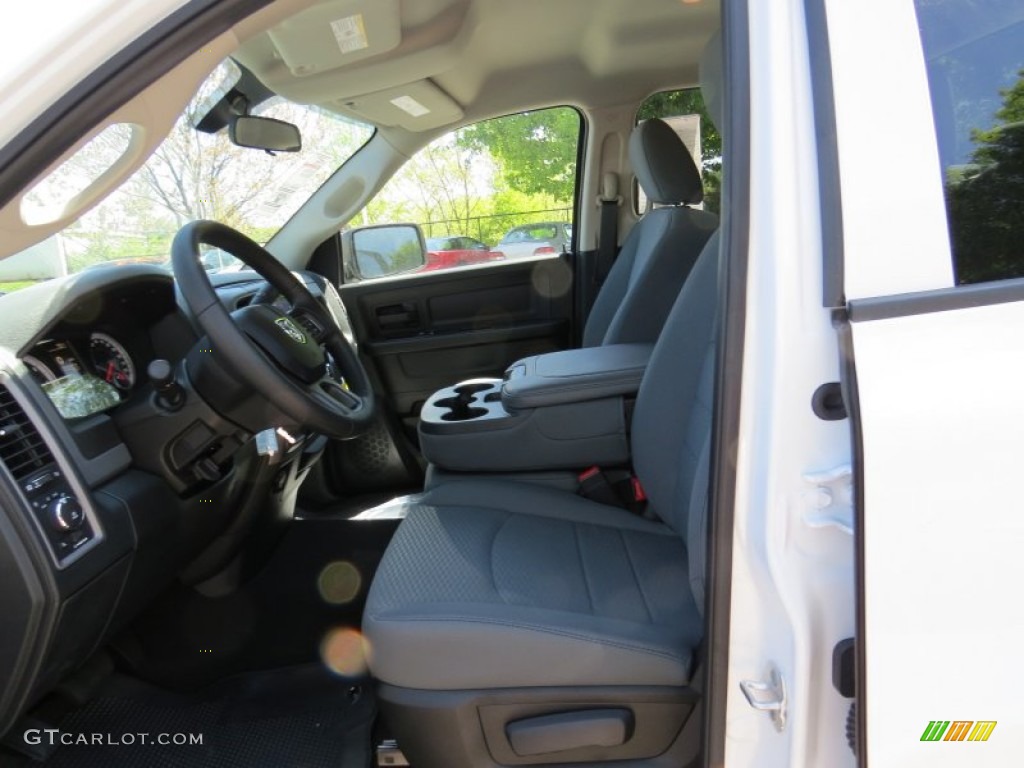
[423,236,505,271]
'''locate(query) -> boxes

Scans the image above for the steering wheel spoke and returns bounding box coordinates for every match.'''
[287,307,328,343]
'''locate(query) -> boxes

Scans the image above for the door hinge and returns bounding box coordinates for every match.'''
[802,464,853,535]
[739,664,788,732]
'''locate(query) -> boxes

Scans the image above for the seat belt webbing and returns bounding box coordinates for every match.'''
[595,171,620,285]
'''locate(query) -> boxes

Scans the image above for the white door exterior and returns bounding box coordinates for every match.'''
[832,0,1024,765]
[723,0,1023,765]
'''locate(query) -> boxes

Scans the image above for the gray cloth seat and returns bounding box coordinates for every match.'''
[361,34,724,765]
[364,229,721,693]
[365,480,702,691]
[582,117,717,347]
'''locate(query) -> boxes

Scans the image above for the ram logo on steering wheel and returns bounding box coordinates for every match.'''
[274,316,307,344]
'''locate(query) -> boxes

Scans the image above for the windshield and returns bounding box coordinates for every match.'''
[0,61,373,291]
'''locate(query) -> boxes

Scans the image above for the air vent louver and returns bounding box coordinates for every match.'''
[0,386,55,482]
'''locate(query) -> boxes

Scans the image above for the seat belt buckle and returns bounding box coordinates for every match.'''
[630,477,647,503]
[579,466,649,515]
[578,466,622,507]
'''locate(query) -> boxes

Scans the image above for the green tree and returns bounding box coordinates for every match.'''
[358,109,578,247]
[363,134,494,238]
[458,108,579,203]
[948,70,1024,283]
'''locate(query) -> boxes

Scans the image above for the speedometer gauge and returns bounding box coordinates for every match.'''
[89,333,135,391]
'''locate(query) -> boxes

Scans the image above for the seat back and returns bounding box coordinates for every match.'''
[630,231,719,541]
[582,118,717,347]
[631,30,724,613]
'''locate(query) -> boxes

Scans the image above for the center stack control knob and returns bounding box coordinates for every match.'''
[49,495,84,532]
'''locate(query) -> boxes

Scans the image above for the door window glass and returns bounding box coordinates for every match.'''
[913,1,1024,283]
[348,106,581,280]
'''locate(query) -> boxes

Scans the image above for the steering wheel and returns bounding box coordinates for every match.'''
[172,220,375,440]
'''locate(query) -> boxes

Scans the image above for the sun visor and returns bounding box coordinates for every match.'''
[339,80,463,131]
[266,0,401,77]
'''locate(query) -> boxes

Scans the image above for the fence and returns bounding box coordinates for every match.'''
[418,207,572,246]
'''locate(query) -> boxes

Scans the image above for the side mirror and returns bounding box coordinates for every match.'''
[229,115,301,153]
[343,224,427,280]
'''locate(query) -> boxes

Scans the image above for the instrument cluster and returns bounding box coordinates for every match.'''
[23,333,138,400]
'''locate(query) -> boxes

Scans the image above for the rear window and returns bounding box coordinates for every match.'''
[913,0,1024,284]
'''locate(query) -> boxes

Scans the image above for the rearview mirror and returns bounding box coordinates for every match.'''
[344,224,427,280]
[229,115,301,153]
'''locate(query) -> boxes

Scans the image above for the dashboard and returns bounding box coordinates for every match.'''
[0,263,332,740]
[3,269,195,421]
[0,265,252,737]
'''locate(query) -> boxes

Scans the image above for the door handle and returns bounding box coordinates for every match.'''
[375,302,420,330]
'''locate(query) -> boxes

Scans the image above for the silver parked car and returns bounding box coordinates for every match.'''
[496,221,573,259]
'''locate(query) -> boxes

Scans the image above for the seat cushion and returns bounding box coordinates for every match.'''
[363,479,702,691]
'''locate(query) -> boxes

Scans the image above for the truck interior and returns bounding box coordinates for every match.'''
[0,1,741,766]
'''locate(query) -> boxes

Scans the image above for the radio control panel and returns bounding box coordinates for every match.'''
[21,467,94,564]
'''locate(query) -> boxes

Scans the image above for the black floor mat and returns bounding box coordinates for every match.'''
[6,666,374,768]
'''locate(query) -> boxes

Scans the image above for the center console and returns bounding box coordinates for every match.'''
[419,344,651,472]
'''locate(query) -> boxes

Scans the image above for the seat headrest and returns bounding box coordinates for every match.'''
[699,31,723,134]
[629,118,703,205]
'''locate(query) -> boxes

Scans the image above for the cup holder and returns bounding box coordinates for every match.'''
[428,379,503,423]
[441,406,488,422]
[434,395,489,421]
[454,382,495,396]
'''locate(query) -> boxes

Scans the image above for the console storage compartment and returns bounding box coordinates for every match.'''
[418,344,651,472]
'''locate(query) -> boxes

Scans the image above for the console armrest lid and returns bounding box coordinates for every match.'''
[503,343,652,411]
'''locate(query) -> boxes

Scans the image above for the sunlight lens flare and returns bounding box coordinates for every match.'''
[321,628,371,677]
[317,560,362,605]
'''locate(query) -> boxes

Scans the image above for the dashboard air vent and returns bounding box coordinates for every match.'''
[0,386,55,482]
